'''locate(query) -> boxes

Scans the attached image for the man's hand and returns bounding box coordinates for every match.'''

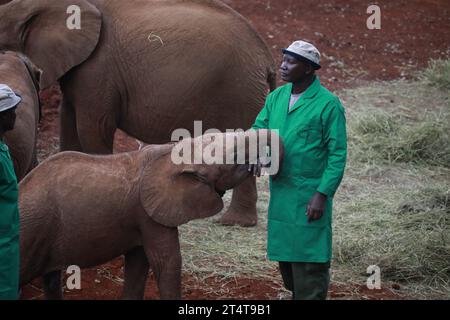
[248,160,263,177]
[306,192,327,223]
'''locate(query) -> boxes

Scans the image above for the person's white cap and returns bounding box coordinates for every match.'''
[282,40,321,70]
[0,84,22,113]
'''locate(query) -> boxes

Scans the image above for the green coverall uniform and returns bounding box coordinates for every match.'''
[252,76,347,299]
[0,142,20,300]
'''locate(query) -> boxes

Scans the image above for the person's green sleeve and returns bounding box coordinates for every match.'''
[0,157,9,185]
[250,94,272,130]
[317,99,347,197]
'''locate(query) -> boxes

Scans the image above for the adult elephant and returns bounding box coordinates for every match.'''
[0,0,275,226]
[0,51,41,181]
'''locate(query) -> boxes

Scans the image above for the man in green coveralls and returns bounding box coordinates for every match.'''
[0,84,22,300]
[250,41,347,300]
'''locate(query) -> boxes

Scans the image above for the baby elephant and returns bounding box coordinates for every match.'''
[19,130,282,299]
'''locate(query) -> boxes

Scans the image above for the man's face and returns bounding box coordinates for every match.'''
[0,106,18,132]
[280,54,312,83]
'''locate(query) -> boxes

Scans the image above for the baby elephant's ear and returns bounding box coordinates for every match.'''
[139,150,224,228]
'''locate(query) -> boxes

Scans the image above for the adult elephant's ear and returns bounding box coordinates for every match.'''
[0,0,102,89]
[139,144,224,228]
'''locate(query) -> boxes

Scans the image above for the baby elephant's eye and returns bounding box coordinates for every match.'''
[182,171,208,183]
[194,173,208,183]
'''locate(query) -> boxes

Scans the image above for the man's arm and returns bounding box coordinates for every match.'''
[307,99,347,222]
[317,99,348,197]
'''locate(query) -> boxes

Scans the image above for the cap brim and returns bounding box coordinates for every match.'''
[282,49,321,70]
[0,95,22,113]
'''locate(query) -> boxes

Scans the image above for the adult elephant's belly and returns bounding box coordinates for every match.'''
[119,59,266,144]
[121,98,262,145]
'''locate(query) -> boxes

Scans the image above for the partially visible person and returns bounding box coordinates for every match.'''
[0,84,21,300]
[250,40,347,300]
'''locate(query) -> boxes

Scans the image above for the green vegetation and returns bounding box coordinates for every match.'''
[420,59,450,90]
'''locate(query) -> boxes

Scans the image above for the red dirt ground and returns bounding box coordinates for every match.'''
[23,0,450,300]
[20,257,404,300]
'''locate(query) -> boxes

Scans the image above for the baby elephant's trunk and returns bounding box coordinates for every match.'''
[225,129,284,176]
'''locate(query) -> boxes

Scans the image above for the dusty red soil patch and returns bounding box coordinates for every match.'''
[328,283,405,300]
[20,258,282,300]
[20,258,403,300]
[225,0,450,90]
[29,0,449,299]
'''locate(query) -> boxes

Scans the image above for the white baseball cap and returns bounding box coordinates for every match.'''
[0,84,22,113]
[282,40,321,70]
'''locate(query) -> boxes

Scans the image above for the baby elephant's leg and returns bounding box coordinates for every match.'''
[122,246,150,300]
[142,223,182,300]
[43,270,63,300]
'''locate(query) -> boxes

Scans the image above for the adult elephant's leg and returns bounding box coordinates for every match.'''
[74,93,118,154]
[60,98,82,152]
[61,67,118,154]
[77,112,116,154]
[218,175,258,227]
[43,270,63,300]
[122,246,150,300]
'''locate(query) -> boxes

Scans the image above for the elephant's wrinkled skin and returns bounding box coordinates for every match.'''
[0,51,40,181]
[18,131,283,299]
[0,0,276,226]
